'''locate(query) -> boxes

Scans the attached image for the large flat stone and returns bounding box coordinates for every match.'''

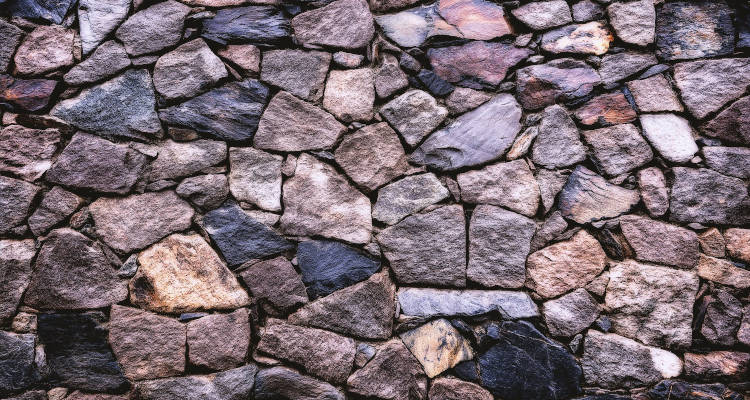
[0,125,61,182]
[620,215,699,269]
[135,365,257,400]
[148,139,227,182]
[558,166,640,224]
[0,176,38,235]
[187,309,250,371]
[639,114,698,163]
[78,0,130,56]
[260,50,330,102]
[115,0,191,56]
[669,167,750,226]
[673,58,750,120]
[153,39,228,101]
[608,0,655,46]
[64,41,131,86]
[201,6,291,45]
[703,146,750,179]
[655,1,734,61]
[379,90,448,147]
[292,0,374,49]
[532,105,586,169]
[13,25,75,76]
[428,41,531,87]
[323,68,375,122]
[397,287,539,319]
[582,123,652,176]
[457,159,540,217]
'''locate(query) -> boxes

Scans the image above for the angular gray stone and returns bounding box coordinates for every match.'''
[703,146,750,179]
[89,191,194,254]
[0,176,38,235]
[149,139,226,182]
[292,0,374,50]
[457,159,540,217]
[254,91,346,151]
[23,228,128,310]
[673,58,750,120]
[511,0,572,30]
[46,132,148,195]
[620,215,699,269]
[445,87,492,115]
[64,41,131,86]
[606,260,699,349]
[0,124,61,182]
[379,90,448,148]
[702,96,750,145]
[254,367,344,400]
[411,93,521,171]
[135,364,258,400]
[51,69,162,141]
[0,240,35,324]
[516,58,600,110]
[78,0,130,55]
[239,257,308,315]
[187,309,250,371]
[115,0,191,56]
[323,68,375,122]
[372,173,449,225]
[531,105,586,169]
[530,211,568,252]
[598,51,657,85]
[543,288,600,337]
[655,1,735,61]
[558,166,640,224]
[397,287,539,319]
[639,114,697,163]
[153,39,228,101]
[377,205,466,287]
[176,174,228,210]
[572,0,604,22]
[228,147,282,212]
[374,53,408,99]
[0,20,23,73]
[347,339,427,400]
[260,50,331,102]
[607,0,655,46]
[626,74,683,113]
[582,124,653,176]
[0,331,39,395]
[701,290,743,347]
[638,167,669,217]
[28,186,84,236]
[468,205,535,288]
[669,167,750,226]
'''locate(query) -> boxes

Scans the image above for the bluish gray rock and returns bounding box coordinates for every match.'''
[202,6,291,45]
[669,168,750,226]
[8,0,75,24]
[0,331,39,395]
[254,367,344,400]
[297,240,381,299]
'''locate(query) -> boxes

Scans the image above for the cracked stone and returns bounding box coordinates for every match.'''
[397,287,539,319]
[673,58,750,120]
[176,174,229,210]
[702,96,750,145]
[0,75,58,113]
[201,6,291,45]
[347,339,427,400]
[400,318,473,378]
[637,167,669,217]
[28,186,83,236]
[516,58,600,110]
[542,288,600,337]
[558,166,640,224]
[0,176,38,235]
[240,257,308,315]
[698,254,750,290]
[323,68,375,122]
[0,240,35,324]
[0,20,23,73]
[599,51,658,85]
[427,41,532,87]
[703,146,750,179]
[701,290,742,347]
[726,228,750,264]
[374,53,408,99]
[64,41,131,86]
[531,104,586,169]
[621,215,699,269]
[458,160,540,217]
[574,92,637,127]
[372,173,449,225]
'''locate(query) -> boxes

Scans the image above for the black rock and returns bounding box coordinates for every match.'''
[578,396,631,400]
[0,331,39,396]
[478,321,582,400]
[159,79,270,143]
[655,1,734,61]
[411,69,454,97]
[592,229,625,260]
[203,201,294,268]
[37,313,129,393]
[7,0,75,24]
[738,3,750,49]
[297,240,381,299]
[201,6,292,46]
[647,380,744,400]
[453,360,480,383]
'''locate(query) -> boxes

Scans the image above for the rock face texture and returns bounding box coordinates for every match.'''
[1,2,748,399]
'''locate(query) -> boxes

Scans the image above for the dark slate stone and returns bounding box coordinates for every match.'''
[201,6,292,46]
[203,201,294,268]
[0,331,39,396]
[37,313,129,393]
[8,0,75,24]
[411,69,454,97]
[647,380,745,400]
[478,321,581,400]
[453,360,480,383]
[159,79,270,143]
[739,3,750,49]
[297,240,381,299]
[0,75,57,113]
[655,1,734,61]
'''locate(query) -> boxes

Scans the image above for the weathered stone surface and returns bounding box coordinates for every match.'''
[323,68,374,122]
[684,351,750,381]
[583,124,652,176]
[673,58,750,120]
[411,93,521,171]
[478,321,581,400]
[698,228,725,258]
[281,154,372,244]
[289,272,395,340]
[135,364,258,400]
[187,309,249,371]
[374,53,408,99]
[257,321,355,383]
[536,168,569,214]
[0,176,38,235]
[512,0,572,30]
[109,305,186,380]
[51,69,162,141]
[598,51,657,85]
[532,105,586,169]
[445,87,491,115]
[240,257,308,315]
[89,191,194,253]
[647,380,745,400]
[575,92,637,127]
[202,6,291,45]
[176,174,228,210]
[608,0,655,46]
[543,289,599,337]
[0,75,57,112]
[701,290,742,347]
[626,74,683,113]
[0,125,60,182]
[397,288,539,319]
[160,79,270,143]
[347,339,427,399]
[218,44,260,76]
[740,306,750,347]
[78,0,130,56]
[203,202,292,267]
[526,230,606,299]
[639,114,697,163]
[606,260,699,349]
[414,68,455,97]
[254,366,344,400]
[64,41,131,86]
[468,205,535,288]
[228,147,281,211]
[254,91,345,151]
[0,20,23,73]
[132,234,249,313]
[582,330,682,389]
[372,173,448,225]
[153,39,228,101]
[530,211,568,252]
[620,215,699,269]
[572,0,603,22]
[669,168,750,226]
[333,51,364,68]
[702,96,750,145]
[0,240,34,323]
[297,240,380,300]
[558,166,639,224]
[116,0,191,56]
[516,58,600,110]
[377,205,465,287]
[149,139,226,182]
[38,313,129,392]
[726,229,750,264]
[428,41,532,87]
[292,0,374,49]
[260,50,330,101]
[703,147,750,179]
[655,1,734,61]
[638,167,669,217]
[0,331,38,395]
[379,90,448,148]
[334,123,409,192]
[24,228,126,310]
[14,25,74,76]
[429,377,493,400]
[401,318,472,378]
[28,187,83,236]
[541,21,613,55]
[8,0,74,24]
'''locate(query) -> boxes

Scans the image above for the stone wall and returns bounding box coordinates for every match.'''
[1,0,749,399]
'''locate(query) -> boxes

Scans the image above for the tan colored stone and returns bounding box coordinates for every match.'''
[698,254,750,289]
[323,68,375,122]
[457,160,540,217]
[400,318,473,378]
[725,228,750,263]
[699,228,726,257]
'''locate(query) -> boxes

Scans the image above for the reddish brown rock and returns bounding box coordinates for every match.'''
[637,167,669,217]
[684,351,750,381]
[429,377,493,400]
[0,75,57,112]
[109,305,186,380]
[516,58,600,110]
[347,339,427,400]
[574,92,636,127]
[541,21,613,55]
[697,254,750,289]
[428,41,531,87]
[725,228,750,264]
[13,25,75,75]
[620,215,699,269]
[702,96,750,145]
[240,257,308,316]
[187,309,250,371]
[0,125,61,181]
